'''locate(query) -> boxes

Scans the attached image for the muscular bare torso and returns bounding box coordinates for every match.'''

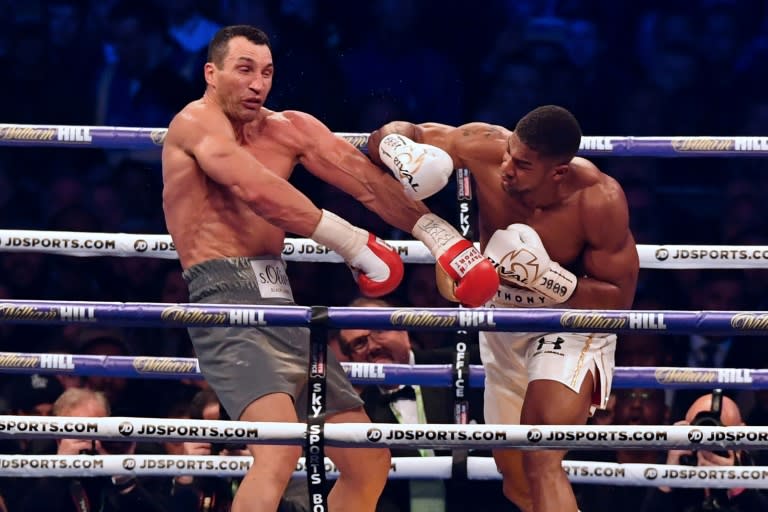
[410,122,637,308]
[163,102,300,269]
[472,156,594,272]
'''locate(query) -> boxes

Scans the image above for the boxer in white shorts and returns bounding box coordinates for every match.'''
[480,330,616,425]
[368,105,639,512]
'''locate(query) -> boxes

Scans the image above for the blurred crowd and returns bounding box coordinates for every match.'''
[2,0,768,510]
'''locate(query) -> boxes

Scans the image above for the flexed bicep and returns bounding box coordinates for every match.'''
[578,181,639,309]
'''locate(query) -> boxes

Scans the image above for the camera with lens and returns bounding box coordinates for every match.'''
[680,388,729,466]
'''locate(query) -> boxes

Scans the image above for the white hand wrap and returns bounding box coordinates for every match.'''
[378,134,453,200]
[310,209,368,262]
[484,224,577,304]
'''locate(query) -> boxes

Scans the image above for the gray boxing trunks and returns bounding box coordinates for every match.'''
[182,257,363,420]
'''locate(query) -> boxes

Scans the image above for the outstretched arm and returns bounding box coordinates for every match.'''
[293,111,500,307]
[290,111,429,233]
[369,121,508,170]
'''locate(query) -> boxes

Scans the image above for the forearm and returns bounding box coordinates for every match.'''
[240,177,323,237]
[563,277,629,309]
[357,170,429,233]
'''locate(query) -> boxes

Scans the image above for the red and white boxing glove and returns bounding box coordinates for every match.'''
[311,210,403,297]
[484,224,577,304]
[378,134,453,200]
[411,214,498,307]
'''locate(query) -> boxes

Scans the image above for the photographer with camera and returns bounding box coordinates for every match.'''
[20,388,169,512]
[641,390,768,512]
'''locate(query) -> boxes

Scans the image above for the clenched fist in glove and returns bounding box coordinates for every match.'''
[411,214,499,307]
[378,134,453,200]
[311,209,404,297]
[484,224,577,304]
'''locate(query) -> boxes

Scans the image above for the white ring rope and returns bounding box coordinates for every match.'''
[2,415,767,450]
[2,454,765,489]
[1,229,767,269]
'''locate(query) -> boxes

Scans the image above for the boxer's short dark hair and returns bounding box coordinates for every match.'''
[515,105,582,163]
[208,25,271,68]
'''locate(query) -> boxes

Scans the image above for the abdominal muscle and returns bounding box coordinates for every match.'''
[165,168,285,270]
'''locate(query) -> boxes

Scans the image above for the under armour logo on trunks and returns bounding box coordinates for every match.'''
[536,337,565,351]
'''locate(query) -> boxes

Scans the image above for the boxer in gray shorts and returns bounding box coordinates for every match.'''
[183,257,362,421]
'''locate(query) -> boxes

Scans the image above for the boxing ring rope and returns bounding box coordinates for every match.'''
[1,414,766,451]
[0,352,761,390]
[0,299,766,335]
[2,123,768,156]
[2,229,768,269]
[2,454,767,490]
[5,124,768,497]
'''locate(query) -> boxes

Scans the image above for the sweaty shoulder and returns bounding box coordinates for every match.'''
[572,158,630,234]
[266,110,320,150]
[166,99,235,151]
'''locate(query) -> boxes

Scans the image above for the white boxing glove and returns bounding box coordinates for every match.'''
[378,134,453,200]
[491,283,559,308]
[484,224,577,304]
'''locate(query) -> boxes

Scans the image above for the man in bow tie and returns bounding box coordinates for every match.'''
[332,297,514,512]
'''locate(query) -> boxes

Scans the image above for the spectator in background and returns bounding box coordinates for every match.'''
[572,388,668,512]
[151,0,221,86]
[334,297,508,512]
[669,271,761,421]
[93,1,196,128]
[641,392,768,512]
[8,373,64,418]
[75,328,147,417]
[19,388,168,512]
[169,389,304,512]
[170,389,244,512]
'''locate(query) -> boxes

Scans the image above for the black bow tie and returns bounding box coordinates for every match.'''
[382,385,416,403]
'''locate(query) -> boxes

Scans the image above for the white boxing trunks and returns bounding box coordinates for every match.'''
[479,330,616,424]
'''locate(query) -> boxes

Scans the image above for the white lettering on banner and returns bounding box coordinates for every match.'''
[735,137,768,151]
[250,260,293,300]
[40,354,75,370]
[310,383,323,417]
[59,306,96,323]
[228,310,267,326]
[579,137,614,151]
[718,369,752,384]
[57,126,92,142]
[459,310,495,328]
[459,203,470,237]
[348,363,385,380]
[455,342,466,398]
[628,313,667,330]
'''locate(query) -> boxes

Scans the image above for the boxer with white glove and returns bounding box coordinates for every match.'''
[311,209,404,297]
[484,224,577,304]
[378,134,454,200]
[411,213,499,307]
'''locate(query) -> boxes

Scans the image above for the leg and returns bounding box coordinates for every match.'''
[481,331,533,511]
[232,393,302,512]
[492,449,533,512]
[520,375,594,512]
[325,407,390,512]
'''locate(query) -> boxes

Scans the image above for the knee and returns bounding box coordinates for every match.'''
[522,450,563,482]
[341,447,390,490]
